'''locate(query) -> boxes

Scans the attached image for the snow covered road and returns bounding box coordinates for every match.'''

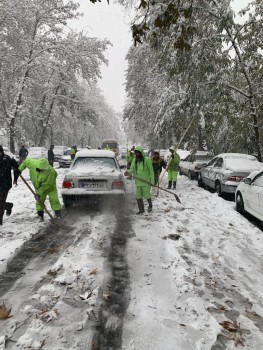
[0,168,263,349]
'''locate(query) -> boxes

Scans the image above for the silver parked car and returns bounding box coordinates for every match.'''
[198,153,263,196]
[27,147,47,159]
[179,150,213,180]
[53,145,67,162]
[61,149,126,208]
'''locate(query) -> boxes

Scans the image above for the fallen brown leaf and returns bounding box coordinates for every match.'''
[89,268,98,275]
[103,292,111,302]
[47,270,58,277]
[47,247,59,253]
[219,320,239,332]
[0,303,13,320]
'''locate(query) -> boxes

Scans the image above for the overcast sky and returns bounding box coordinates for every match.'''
[69,0,249,114]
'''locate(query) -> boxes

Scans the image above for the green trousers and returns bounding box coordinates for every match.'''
[168,170,178,181]
[136,185,151,200]
[36,190,61,212]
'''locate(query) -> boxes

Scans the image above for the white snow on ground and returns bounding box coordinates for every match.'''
[0,164,263,349]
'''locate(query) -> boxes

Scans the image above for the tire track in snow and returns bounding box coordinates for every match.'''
[92,201,133,350]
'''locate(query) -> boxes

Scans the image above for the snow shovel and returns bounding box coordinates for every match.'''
[19,174,54,220]
[133,176,181,204]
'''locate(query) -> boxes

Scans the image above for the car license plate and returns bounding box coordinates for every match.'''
[80,181,104,189]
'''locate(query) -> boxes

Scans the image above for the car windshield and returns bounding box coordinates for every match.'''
[73,157,117,169]
[196,155,211,161]
[29,148,42,152]
[54,146,65,153]
[102,143,117,149]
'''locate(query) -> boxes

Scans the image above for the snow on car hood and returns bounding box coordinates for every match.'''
[65,164,119,177]
[225,159,263,172]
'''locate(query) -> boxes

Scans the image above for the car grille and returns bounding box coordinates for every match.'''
[79,179,107,190]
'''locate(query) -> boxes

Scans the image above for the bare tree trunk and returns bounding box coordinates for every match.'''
[38,83,61,146]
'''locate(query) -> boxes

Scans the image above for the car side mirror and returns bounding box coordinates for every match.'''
[120,164,126,169]
[202,163,208,167]
[243,178,252,185]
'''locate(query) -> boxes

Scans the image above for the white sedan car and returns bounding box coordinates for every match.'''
[61,150,126,208]
[236,170,263,222]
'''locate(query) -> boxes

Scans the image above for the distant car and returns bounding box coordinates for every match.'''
[164,149,190,163]
[236,170,263,222]
[53,146,67,162]
[198,153,263,196]
[58,148,72,168]
[3,147,19,161]
[179,151,213,180]
[61,149,126,208]
[27,147,47,159]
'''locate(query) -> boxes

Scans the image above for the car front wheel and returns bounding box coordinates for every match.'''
[215,181,222,197]
[236,192,245,214]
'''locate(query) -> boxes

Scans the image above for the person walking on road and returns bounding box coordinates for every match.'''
[0,145,19,225]
[48,145,55,166]
[167,146,180,189]
[69,146,76,161]
[151,150,166,185]
[125,146,154,214]
[19,158,61,220]
[18,145,28,163]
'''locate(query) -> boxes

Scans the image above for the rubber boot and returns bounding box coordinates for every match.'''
[167,181,172,189]
[5,202,13,216]
[55,210,62,219]
[37,211,44,221]
[173,181,177,189]
[147,198,152,212]
[136,199,145,215]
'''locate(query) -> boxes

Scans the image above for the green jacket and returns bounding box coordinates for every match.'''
[167,152,180,171]
[36,166,58,196]
[19,158,40,189]
[128,146,154,186]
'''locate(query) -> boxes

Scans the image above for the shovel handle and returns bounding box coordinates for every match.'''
[19,174,54,219]
[133,175,181,203]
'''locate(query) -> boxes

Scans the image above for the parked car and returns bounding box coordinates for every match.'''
[58,148,72,168]
[53,145,67,162]
[179,151,213,179]
[61,149,126,208]
[235,170,263,222]
[198,153,263,196]
[27,147,47,159]
[164,149,190,163]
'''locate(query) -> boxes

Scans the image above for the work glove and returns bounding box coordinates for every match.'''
[35,194,40,201]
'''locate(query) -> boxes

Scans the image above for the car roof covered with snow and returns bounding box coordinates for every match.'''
[217,153,257,160]
[75,149,116,158]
